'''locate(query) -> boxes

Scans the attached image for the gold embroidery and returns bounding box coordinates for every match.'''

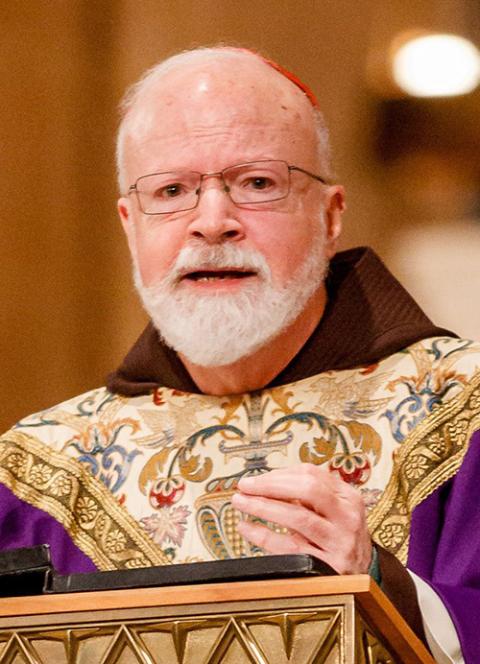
[306,370,394,421]
[0,431,169,570]
[5,338,480,567]
[368,370,480,563]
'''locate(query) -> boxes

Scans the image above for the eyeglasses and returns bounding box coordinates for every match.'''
[127,160,328,215]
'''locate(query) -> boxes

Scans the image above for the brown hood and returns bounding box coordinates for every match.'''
[107,247,455,396]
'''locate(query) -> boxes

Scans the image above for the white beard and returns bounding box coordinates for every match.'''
[132,225,328,367]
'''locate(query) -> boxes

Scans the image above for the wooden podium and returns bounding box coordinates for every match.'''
[0,575,434,663]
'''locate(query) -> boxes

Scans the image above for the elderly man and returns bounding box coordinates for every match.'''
[1,47,479,662]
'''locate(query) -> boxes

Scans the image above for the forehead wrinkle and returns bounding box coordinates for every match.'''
[126,111,312,168]
[129,117,270,150]
[126,111,299,163]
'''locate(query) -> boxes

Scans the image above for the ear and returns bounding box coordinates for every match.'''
[323,185,345,258]
[117,196,137,255]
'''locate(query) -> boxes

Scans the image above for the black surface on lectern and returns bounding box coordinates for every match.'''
[0,546,337,597]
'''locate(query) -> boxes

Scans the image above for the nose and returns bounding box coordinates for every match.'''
[187,180,245,244]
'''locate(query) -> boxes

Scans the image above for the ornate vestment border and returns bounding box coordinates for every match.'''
[0,431,169,570]
[368,370,480,564]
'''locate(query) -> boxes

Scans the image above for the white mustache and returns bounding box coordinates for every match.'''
[166,243,271,285]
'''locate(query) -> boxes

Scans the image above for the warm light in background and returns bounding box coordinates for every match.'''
[392,34,480,97]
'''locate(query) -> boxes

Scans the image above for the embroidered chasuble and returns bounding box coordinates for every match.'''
[3,339,479,567]
[1,247,479,660]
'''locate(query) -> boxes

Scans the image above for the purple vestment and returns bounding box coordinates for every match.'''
[0,483,96,575]
[408,429,480,662]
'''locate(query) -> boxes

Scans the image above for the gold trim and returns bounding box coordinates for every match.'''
[0,431,169,569]
[368,370,480,563]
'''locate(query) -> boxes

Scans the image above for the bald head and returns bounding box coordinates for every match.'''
[116,47,332,192]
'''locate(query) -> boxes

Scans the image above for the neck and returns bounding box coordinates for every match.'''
[179,285,328,395]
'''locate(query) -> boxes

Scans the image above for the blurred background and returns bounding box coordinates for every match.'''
[1,0,479,431]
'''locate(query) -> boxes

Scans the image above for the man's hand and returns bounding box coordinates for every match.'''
[231,463,372,574]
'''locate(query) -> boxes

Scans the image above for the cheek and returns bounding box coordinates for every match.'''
[248,211,320,282]
[133,225,182,286]
[250,205,321,278]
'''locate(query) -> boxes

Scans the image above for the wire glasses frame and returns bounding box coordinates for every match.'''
[127,159,328,216]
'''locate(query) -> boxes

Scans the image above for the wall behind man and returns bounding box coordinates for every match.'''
[1,0,478,432]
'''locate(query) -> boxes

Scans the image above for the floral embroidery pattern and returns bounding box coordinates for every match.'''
[378,523,404,549]
[77,496,98,524]
[141,506,191,547]
[2,337,479,567]
[17,391,143,494]
[384,339,476,442]
[149,476,185,508]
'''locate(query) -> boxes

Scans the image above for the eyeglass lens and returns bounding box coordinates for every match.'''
[134,160,291,214]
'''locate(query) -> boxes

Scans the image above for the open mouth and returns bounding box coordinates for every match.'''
[181,269,257,282]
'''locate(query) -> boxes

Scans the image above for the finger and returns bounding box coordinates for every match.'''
[237,519,324,560]
[237,464,360,519]
[232,486,372,574]
[238,517,372,575]
[231,492,335,544]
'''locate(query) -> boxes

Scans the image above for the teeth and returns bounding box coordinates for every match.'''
[187,271,254,282]
[197,274,231,281]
